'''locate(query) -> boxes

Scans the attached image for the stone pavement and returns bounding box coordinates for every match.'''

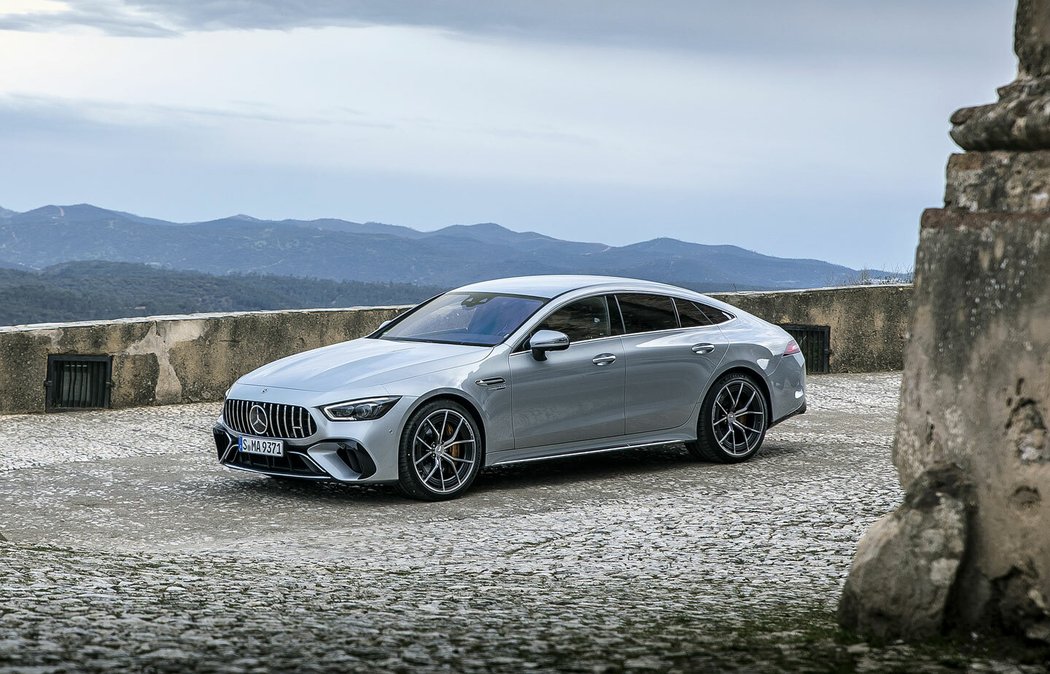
[0,374,1045,672]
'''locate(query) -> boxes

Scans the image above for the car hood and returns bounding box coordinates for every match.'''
[237,338,492,392]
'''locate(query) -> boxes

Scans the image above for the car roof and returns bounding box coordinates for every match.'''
[452,275,704,300]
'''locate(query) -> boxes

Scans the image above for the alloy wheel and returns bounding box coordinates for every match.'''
[710,379,766,457]
[410,408,478,495]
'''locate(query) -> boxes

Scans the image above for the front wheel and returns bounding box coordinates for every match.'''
[397,400,482,501]
[686,373,768,463]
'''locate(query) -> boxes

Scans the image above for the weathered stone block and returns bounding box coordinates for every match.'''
[1017,0,1050,78]
[839,467,971,640]
[843,208,1050,642]
[895,210,1050,491]
[951,2,1050,151]
[950,90,1050,152]
[945,151,1050,213]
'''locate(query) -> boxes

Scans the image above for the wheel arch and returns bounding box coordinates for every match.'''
[706,363,773,416]
[402,390,488,460]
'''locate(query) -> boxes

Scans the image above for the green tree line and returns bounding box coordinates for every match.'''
[0,261,444,326]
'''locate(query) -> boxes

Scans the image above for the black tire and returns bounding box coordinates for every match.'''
[397,400,483,501]
[686,372,768,463]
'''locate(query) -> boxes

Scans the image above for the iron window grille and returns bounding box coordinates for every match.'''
[779,324,831,374]
[45,355,113,411]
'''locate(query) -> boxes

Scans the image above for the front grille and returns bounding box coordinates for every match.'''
[223,399,317,439]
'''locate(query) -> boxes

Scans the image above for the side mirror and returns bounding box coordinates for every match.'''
[378,320,392,330]
[529,330,570,361]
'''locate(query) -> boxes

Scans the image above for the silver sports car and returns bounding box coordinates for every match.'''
[213,275,806,500]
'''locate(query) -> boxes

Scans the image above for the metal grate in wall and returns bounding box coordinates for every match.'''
[45,355,112,411]
[779,324,831,374]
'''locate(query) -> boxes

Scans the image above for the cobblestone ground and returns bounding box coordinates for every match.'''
[0,373,1046,672]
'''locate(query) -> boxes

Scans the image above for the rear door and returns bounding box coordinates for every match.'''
[617,294,729,434]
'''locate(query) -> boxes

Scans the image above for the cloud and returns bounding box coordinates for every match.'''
[0,0,1013,63]
[0,92,384,130]
[0,0,176,36]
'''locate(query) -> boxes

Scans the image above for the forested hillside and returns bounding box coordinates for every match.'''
[0,262,442,326]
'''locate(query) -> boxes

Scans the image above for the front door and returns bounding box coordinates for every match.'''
[509,295,626,449]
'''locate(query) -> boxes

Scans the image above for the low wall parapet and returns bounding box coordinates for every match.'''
[0,306,404,415]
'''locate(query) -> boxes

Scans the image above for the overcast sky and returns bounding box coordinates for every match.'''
[0,1,1018,270]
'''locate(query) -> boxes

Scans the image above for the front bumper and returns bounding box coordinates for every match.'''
[212,397,411,483]
[212,425,378,480]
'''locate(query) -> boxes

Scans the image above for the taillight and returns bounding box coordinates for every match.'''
[784,340,801,355]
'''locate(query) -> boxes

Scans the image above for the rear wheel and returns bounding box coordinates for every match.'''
[397,400,482,501]
[687,372,768,463]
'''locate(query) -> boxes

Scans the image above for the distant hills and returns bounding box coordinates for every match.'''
[0,203,902,290]
[0,261,442,326]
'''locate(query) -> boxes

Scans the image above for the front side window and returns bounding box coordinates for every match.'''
[617,294,678,333]
[379,292,545,346]
[536,295,616,343]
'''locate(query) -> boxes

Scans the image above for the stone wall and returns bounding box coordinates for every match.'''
[0,285,911,416]
[0,307,402,415]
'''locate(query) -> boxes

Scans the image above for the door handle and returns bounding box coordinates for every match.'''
[692,343,715,355]
[592,354,617,366]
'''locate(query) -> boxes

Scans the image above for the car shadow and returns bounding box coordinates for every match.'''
[472,441,798,493]
[214,441,801,505]
[215,472,404,503]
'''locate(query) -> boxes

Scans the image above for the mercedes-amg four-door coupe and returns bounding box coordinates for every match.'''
[213,276,806,500]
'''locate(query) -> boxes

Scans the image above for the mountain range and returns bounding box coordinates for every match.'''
[0,204,900,290]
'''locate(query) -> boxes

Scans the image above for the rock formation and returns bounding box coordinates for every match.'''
[840,0,1050,642]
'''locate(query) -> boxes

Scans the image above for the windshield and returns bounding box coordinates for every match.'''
[378,292,547,346]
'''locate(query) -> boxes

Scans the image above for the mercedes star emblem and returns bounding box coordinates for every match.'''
[249,404,269,435]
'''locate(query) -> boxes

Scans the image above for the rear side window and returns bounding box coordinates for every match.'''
[675,298,713,327]
[617,294,678,333]
[537,295,615,343]
[698,303,733,325]
[675,298,733,326]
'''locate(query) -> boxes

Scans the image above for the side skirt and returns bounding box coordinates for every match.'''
[488,437,690,467]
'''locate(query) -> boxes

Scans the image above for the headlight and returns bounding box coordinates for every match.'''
[320,396,401,421]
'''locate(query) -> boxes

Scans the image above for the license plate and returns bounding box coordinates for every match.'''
[239,436,284,457]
